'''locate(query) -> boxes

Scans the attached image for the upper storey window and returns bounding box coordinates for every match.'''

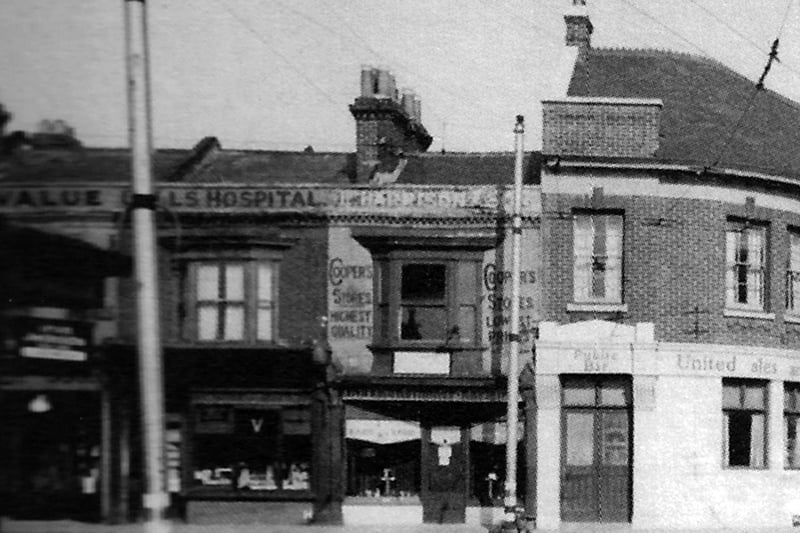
[787,231,800,314]
[725,222,766,311]
[573,213,623,304]
[376,258,481,347]
[190,260,276,342]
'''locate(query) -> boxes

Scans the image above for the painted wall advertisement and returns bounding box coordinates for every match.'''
[327,224,541,374]
[327,227,374,373]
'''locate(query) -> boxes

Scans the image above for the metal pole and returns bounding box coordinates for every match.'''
[504,115,525,525]
[124,0,169,530]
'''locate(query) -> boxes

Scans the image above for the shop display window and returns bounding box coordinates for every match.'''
[468,418,526,506]
[192,405,310,492]
[723,379,767,468]
[346,439,420,499]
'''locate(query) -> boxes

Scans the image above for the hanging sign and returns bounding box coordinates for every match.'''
[17,318,89,362]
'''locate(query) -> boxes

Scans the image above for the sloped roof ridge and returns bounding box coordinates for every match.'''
[590,46,726,68]
[413,151,516,157]
[590,45,800,113]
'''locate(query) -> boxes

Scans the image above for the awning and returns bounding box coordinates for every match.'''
[0,222,130,279]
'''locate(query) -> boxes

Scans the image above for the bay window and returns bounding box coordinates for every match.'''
[375,256,482,347]
[187,259,277,342]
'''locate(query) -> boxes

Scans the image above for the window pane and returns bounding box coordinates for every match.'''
[727,411,752,466]
[599,382,629,406]
[565,412,594,466]
[401,306,445,340]
[401,264,445,301]
[458,305,476,343]
[198,305,218,340]
[225,265,245,301]
[787,415,800,468]
[257,307,273,341]
[258,263,273,302]
[377,261,390,305]
[563,381,595,406]
[457,262,477,303]
[750,413,765,468]
[722,383,741,409]
[197,265,219,301]
[223,305,245,340]
[573,216,593,302]
[743,384,765,410]
[600,411,628,466]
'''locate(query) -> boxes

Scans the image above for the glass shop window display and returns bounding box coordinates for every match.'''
[346,438,420,499]
[192,406,311,491]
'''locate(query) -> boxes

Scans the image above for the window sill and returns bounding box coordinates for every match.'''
[785,314,800,324]
[567,303,628,313]
[723,308,775,320]
[369,343,484,353]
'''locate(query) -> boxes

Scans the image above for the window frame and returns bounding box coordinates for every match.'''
[725,220,768,312]
[373,250,483,350]
[785,382,800,469]
[182,250,280,344]
[722,378,768,470]
[786,229,800,315]
[572,212,624,305]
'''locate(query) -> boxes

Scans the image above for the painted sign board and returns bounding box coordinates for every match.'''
[0,184,540,214]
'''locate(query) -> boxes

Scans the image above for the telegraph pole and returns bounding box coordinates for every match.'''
[504,115,525,527]
[124,0,169,530]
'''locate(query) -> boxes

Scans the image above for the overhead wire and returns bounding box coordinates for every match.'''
[608,0,795,226]
[212,0,341,107]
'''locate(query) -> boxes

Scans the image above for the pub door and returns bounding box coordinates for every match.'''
[560,377,632,523]
[422,426,467,523]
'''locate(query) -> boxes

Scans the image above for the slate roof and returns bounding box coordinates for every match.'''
[567,47,800,177]
[182,148,355,184]
[398,152,541,185]
[178,146,541,186]
[0,146,192,183]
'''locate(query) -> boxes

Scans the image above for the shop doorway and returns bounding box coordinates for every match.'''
[560,377,631,523]
[0,391,101,521]
[422,426,466,523]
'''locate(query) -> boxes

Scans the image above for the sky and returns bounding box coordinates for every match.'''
[2,0,800,153]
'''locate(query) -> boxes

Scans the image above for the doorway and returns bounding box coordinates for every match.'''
[422,426,466,523]
[560,376,632,523]
[0,391,101,520]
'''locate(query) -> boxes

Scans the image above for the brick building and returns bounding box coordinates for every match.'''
[6,1,800,530]
[0,67,543,526]
[532,1,800,529]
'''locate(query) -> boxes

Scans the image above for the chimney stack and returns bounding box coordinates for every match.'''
[350,66,432,182]
[565,0,593,50]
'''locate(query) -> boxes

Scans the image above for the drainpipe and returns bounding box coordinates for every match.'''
[124,0,169,530]
[504,115,525,527]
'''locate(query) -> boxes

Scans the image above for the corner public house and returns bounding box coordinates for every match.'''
[8,1,800,530]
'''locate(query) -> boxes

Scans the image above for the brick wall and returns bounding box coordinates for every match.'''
[542,98,661,158]
[116,222,328,348]
[542,178,800,350]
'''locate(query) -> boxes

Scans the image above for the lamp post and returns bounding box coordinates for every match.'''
[503,115,525,528]
[124,0,169,530]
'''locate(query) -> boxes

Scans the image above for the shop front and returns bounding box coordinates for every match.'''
[0,223,129,522]
[151,346,342,525]
[340,376,533,526]
[535,319,800,531]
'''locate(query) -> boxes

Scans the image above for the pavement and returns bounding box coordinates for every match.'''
[7,520,800,533]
